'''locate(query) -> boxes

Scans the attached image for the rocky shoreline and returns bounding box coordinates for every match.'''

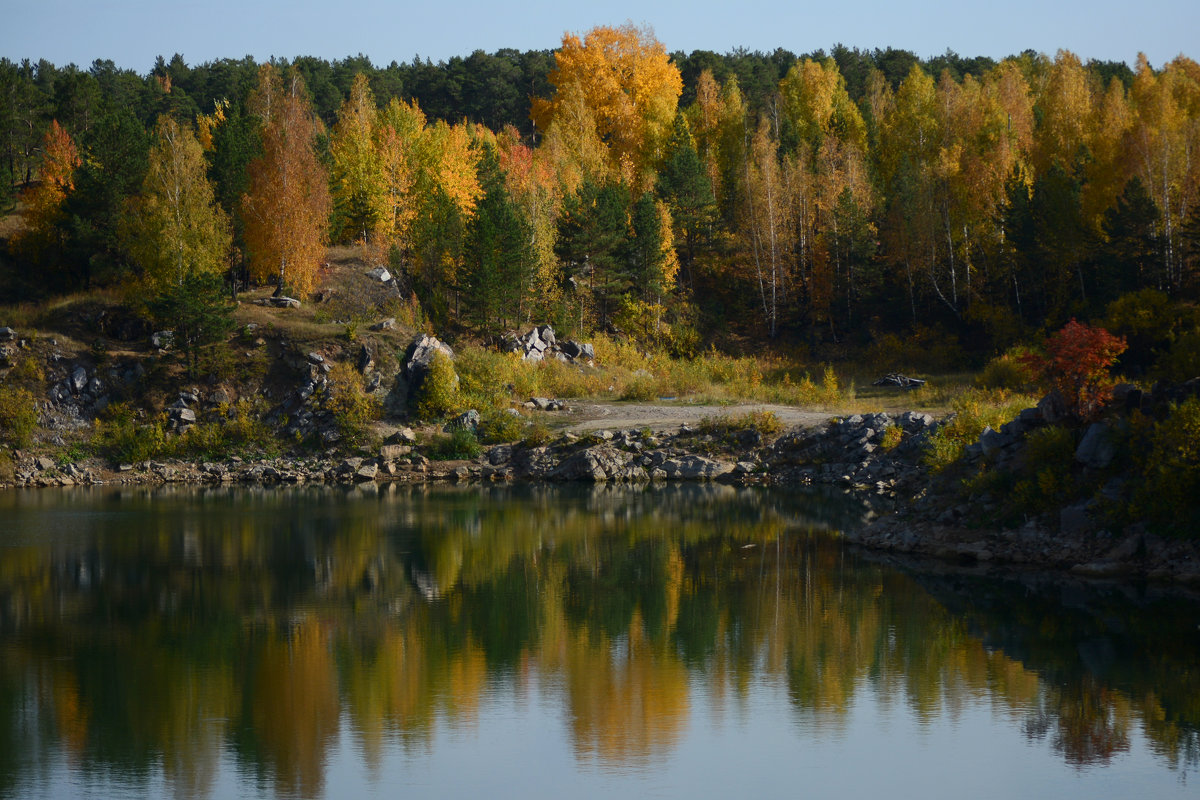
[4,319,1198,584]
[8,401,1196,584]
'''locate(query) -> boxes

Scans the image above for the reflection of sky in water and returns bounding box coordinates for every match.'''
[0,485,1196,799]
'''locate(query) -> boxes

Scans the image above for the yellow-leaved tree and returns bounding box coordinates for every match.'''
[533,23,682,189]
[241,65,331,297]
[132,115,231,289]
[330,73,387,243]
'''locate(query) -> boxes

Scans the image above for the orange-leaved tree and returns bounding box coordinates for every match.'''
[1024,319,1127,420]
[241,65,331,297]
[12,119,80,268]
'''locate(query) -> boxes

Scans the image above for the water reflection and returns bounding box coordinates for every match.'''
[0,485,1196,798]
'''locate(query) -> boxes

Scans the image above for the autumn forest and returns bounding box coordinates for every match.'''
[3,25,1200,363]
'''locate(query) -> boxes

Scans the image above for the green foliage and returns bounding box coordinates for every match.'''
[923,390,1035,472]
[619,372,662,401]
[93,403,167,464]
[10,355,45,384]
[176,401,278,460]
[326,362,381,445]
[1156,331,1200,383]
[522,421,554,447]
[1104,288,1176,372]
[879,424,904,451]
[477,410,526,444]
[1130,399,1200,535]
[867,325,967,374]
[146,271,236,379]
[698,409,783,438]
[0,386,38,447]
[975,348,1036,391]
[95,399,279,464]
[1009,426,1081,516]
[425,427,482,460]
[414,350,460,420]
[463,144,534,335]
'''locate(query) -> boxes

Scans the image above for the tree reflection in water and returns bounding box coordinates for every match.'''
[0,484,1196,797]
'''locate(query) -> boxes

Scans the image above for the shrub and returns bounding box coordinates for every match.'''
[173,400,278,460]
[879,424,904,451]
[976,348,1037,391]
[522,421,554,447]
[93,403,167,464]
[1130,398,1200,535]
[477,410,526,444]
[923,389,1035,472]
[11,355,45,384]
[1156,331,1200,383]
[1022,320,1126,421]
[326,362,381,445]
[1009,426,1080,514]
[0,386,39,448]
[414,350,460,420]
[619,372,661,401]
[426,428,482,460]
[698,409,784,437]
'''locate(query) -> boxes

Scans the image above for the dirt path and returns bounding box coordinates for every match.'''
[561,402,837,433]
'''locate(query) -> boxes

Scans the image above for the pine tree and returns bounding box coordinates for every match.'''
[655,113,715,275]
[463,144,533,334]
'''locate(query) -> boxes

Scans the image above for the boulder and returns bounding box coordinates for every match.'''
[0,327,16,341]
[549,446,634,482]
[1075,422,1116,469]
[356,344,375,374]
[385,427,417,445]
[255,296,301,309]
[380,444,411,461]
[405,334,455,382]
[70,366,88,394]
[365,266,392,282]
[1037,391,1070,425]
[660,455,736,480]
[369,317,396,331]
[444,409,480,432]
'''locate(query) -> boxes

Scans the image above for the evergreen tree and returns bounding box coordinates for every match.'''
[655,112,715,277]
[628,191,665,301]
[463,144,533,334]
[1099,176,1159,303]
[555,179,629,329]
[147,271,236,379]
[61,107,150,288]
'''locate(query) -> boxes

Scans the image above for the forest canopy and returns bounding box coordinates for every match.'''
[2,31,1198,364]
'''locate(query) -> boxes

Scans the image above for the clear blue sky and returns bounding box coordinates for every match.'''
[4,0,1195,72]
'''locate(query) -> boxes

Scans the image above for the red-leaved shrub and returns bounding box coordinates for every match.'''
[1023,320,1127,421]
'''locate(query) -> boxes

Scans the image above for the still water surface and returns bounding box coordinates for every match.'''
[0,484,1196,799]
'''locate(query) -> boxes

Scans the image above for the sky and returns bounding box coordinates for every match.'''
[3,0,1196,73]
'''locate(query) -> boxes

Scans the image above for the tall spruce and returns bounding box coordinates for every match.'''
[463,143,533,334]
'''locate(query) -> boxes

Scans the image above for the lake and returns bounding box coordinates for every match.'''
[0,484,1196,799]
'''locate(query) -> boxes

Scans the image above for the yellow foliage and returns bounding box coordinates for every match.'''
[534,23,682,188]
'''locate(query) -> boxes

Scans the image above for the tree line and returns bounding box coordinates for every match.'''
[2,26,1199,361]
